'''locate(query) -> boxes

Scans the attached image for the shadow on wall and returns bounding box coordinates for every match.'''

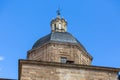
[118,74,120,80]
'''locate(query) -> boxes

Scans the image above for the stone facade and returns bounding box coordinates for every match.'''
[28,42,92,65]
[19,60,119,80]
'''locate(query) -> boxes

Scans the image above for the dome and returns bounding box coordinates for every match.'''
[32,32,87,52]
[32,11,91,57]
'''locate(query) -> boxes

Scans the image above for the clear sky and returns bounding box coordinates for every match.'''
[0,0,120,79]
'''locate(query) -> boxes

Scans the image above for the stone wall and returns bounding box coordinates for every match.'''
[19,60,119,80]
[27,42,92,65]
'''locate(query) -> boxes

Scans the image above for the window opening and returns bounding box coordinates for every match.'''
[61,57,67,63]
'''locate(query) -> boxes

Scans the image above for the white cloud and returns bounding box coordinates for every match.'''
[0,56,4,61]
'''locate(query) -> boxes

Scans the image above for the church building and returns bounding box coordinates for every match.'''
[19,11,120,80]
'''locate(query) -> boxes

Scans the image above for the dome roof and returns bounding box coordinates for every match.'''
[32,32,87,52]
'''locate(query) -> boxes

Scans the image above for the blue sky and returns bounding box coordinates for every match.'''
[0,0,120,79]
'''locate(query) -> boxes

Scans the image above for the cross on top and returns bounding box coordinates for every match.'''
[57,7,61,16]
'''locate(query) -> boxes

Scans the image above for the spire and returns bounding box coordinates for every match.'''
[50,10,67,32]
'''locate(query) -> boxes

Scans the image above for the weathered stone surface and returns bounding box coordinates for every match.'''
[27,42,92,65]
[19,60,119,80]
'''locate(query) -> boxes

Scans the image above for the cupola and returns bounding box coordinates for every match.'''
[51,10,67,32]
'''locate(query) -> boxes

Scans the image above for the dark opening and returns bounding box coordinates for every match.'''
[66,60,74,64]
[61,57,74,64]
[118,74,120,80]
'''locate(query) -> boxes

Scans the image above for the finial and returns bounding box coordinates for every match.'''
[56,7,61,16]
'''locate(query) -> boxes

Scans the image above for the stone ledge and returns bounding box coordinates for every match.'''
[19,59,120,72]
